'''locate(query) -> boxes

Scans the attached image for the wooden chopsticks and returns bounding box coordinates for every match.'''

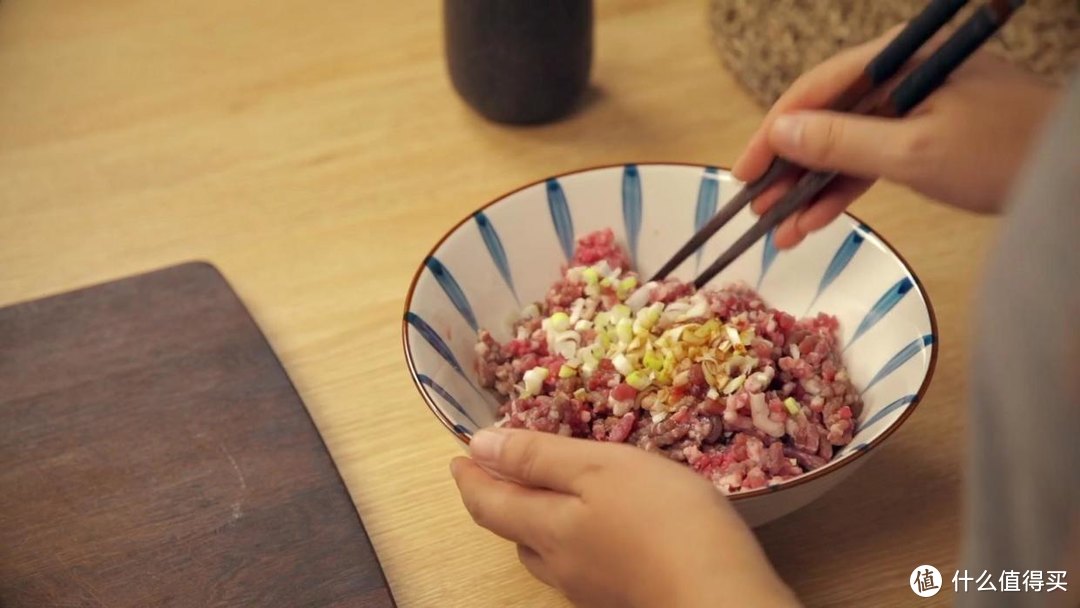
[651,0,1024,288]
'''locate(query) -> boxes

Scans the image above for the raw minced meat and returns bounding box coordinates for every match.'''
[474,228,861,494]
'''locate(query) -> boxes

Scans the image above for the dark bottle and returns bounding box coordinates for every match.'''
[444,0,593,125]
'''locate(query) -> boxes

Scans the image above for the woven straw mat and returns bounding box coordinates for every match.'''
[710,0,1079,108]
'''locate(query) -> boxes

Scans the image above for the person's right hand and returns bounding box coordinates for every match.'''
[732,26,1062,250]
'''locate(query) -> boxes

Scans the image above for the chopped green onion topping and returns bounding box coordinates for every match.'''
[594,311,612,329]
[581,359,598,376]
[521,366,549,397]
[549,312,571,332]
[784,397,800,415]
[643,351,663,371]
[739,328,755,345]
[614,318,633,345]
[626,370,651,390]
[722,374,745,395]
[725,326,742,347]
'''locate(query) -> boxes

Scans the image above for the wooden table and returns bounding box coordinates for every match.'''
[0,1,998,606]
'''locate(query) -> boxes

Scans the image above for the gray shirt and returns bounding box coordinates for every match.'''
[959,74,1079,606]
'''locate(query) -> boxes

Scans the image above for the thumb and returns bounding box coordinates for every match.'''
[469,428,616,495]
[768,111,913,180]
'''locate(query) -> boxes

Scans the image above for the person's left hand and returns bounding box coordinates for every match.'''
[450,428,800,608]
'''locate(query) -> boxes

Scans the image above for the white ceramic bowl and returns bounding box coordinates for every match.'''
[403,163,937,526]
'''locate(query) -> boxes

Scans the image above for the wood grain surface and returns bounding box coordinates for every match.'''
[0,1,1000,606]
[0,263,395,608]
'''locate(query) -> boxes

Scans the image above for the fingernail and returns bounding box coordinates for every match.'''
[469,429,506,464]
[449,458,461,478]
[771,115,804,150]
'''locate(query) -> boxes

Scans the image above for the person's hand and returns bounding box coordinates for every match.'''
[450,428,800,608]
[732,26,1061,249]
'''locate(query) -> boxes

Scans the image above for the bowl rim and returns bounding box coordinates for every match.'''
[402,161,939,502]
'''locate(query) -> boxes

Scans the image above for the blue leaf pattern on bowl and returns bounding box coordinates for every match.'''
[418,373,480,429]
[756,227,779,289]
[693,167,720,272]
[474,212,519,304]
[547,179,575,261]
[847,277,914,349]
[860,393,917,431]
[622,164,642,269]
[405,311,467,378]
[807,226,867,314]
[863,334,935,394]
[425,256,478,332]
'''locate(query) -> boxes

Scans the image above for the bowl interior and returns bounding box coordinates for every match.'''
[404,164,935,486]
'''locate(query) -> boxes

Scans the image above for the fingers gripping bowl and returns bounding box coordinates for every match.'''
[403,163,937,526]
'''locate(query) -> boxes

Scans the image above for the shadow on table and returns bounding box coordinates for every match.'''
[569,85,607,120]
[756,440,961,600]
[460,83,677,161]
[480,84,608,129]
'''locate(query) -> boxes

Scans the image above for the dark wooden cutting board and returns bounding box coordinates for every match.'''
[0,262,395,608]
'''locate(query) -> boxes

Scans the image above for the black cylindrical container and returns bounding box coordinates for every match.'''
[444,0,593,125]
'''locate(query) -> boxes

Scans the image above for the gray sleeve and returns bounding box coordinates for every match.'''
[958,74,1080,607]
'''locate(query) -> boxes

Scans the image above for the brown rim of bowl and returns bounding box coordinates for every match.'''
[401,161,939,502]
